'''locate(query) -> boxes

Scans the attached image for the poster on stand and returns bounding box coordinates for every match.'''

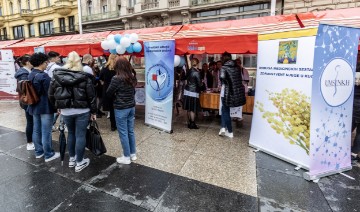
[308,24,360,177]
[144,40,175,132]
[0,50,17,100]
[249,28,317,169]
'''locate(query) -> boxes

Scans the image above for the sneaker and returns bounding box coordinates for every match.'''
[130,154,137,161]
[52,126,56,132]
[26,143,35,151]
[225,131,234,138]
[219,128,226,136]
[107,112,110,119]
[116,156,131,165]
[69,156,76,168]
[45,152,60,162]
[75,158,90,172]
[35,153,44,159]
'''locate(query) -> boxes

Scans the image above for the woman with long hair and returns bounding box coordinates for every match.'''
[183,58,203,129]
[100,54,117,131]
[49,51,97,172]
[106,57,137,164]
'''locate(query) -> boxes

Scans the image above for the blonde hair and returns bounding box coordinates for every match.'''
[63,51,83,71]
[82,54,93,64]
[105,54,117,70]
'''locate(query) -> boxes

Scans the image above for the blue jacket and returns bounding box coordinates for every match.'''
[27,69,55,115]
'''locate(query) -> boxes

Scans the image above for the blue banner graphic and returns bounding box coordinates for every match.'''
[309,24,360,175]
[144,40,175,132]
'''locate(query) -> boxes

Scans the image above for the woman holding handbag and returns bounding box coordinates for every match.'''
[106,57,137,165]
[48,51,97,172]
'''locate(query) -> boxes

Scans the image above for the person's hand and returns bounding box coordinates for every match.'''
[91,114,97,121]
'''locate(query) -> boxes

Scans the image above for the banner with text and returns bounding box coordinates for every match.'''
[250,28,317,169]
[309,24,360,176]
[144,40,175,132]
[0,50,17,100]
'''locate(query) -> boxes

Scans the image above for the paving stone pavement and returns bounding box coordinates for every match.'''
[1,101,360,211]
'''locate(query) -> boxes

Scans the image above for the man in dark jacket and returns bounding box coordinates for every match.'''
[218,52,246,138]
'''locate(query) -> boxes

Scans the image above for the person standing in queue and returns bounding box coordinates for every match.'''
[28,53,59,162]
[106,57,137,165]
[183,58,203,129]
[14,55,35,151]
[48,51,97,172]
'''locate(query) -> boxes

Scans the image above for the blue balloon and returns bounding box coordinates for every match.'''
[178,56,186,67]
[133,42,142,53]
[126,45,134,53]
[114,34,122,44]
[109,49,117,54]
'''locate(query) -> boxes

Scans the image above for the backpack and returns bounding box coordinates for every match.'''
[16,73,40,105]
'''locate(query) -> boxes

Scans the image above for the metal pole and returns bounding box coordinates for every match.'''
[77,0,83,34]
[270,0,276,16]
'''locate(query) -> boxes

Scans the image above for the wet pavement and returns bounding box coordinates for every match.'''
[0,101,360,211]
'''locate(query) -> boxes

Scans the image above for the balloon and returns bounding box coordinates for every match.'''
[174,55,181,67]
[126,45,134,53]
[121,37,131,48]
[109,49,117,54]
[101,40,110,50]
[108,39,118,49]
[116,45,126,54]
[130,33,138,43]
[107,34,114,41]
[132,42,142,53]
[124,34,130,38]
[114,34,122,44]
[179,56,186,67]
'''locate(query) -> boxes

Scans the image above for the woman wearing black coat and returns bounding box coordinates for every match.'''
[100,54,117,131]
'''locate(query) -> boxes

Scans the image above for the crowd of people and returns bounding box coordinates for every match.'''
[14,51,138,172]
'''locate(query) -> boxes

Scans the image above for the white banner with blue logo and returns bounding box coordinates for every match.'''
[144,40,175,132]
[309,24,360,177]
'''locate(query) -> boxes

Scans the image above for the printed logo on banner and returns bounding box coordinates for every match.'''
[320,58,354,107]
[146,63,171,101]
[277,40,298,64]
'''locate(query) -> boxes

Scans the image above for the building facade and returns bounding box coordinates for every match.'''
[0,0,78,40]
[283,0,360,14]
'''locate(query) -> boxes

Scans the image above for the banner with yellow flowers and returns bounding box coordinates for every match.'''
[250,28,317,169]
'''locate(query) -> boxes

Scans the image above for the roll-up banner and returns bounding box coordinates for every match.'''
[250,28,317,169]
[305,24,360,180]
[0,50,17,100]
[144,40,175,133]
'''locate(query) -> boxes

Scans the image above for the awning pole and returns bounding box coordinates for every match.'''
[270,0,276,16]
[77,0,83,34]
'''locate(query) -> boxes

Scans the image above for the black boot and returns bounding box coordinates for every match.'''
[189,122,199,129]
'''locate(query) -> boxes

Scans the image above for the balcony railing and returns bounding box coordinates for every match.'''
[82,11,120,22]
[141,2,159,10]
[192,0,228,5]
[127,7,134,14]
[169,0,180,7]
[20,9,33,15]
[0,35,9,40]
[39,25,78,37]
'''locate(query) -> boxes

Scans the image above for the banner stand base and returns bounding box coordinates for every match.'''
[249,143,309,170]
[144,123,173,134]
[303,166,352,181]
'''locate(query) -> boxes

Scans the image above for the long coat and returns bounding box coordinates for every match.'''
[100,66,116,111]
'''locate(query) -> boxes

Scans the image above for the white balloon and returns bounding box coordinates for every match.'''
[116,45,126,54]
[101,40,110,50]
[130,33,139,43]
[121,37,131,48]
[174,55,181,67]
[107,34,115,41]
[108,39,118,49]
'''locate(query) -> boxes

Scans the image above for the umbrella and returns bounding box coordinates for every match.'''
[59,123,67,166]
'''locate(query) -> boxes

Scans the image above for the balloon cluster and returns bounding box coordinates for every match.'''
[174,55,186,67]
[101,33,142,54]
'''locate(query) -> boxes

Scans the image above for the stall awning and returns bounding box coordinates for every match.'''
[111,25,183,41]
[44,31,111,56]
[0,39,23,49]
[5,37,56,56]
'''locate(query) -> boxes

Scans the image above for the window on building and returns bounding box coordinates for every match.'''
[27,0,31,9]
[2,28,7,40]
[87,0,92,15]
[13,25,24,39]
[68,16,75,31]
[9,2,13,15]
[39,21,54,36]
[0,7,2,16]
[18,0,22,13]
[59,18,66,32]
[47,0,51,6]
[102,5,107,13]
[36,0,40,9]
[29,24,35,37]
[129,0,136,8]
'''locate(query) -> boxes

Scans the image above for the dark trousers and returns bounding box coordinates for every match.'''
[25,110,33,143]
[221,98,233,133]
[352,121,360,154]
[110,106,116,129]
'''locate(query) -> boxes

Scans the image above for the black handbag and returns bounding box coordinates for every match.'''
[86,120,107,156]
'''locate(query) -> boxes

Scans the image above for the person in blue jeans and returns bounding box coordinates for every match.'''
[48,51,97,172]
[27,53,59,162]
[106,57,137,165]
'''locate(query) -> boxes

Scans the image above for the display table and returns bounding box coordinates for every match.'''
[199,92,254,114]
